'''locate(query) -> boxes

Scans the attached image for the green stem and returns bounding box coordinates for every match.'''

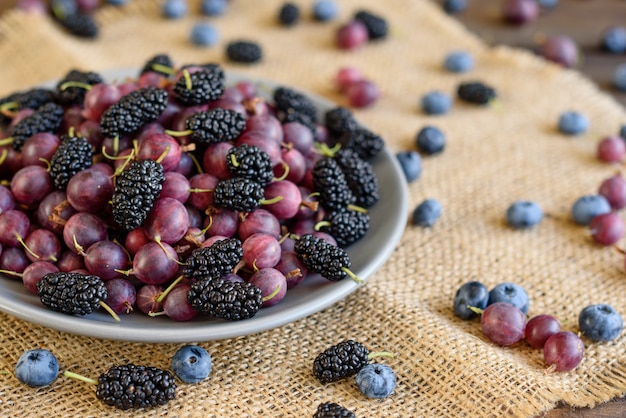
[165,129,193,137]
[262,284,282,302]
[156,275,184,303]
[341,267,363,285]
[368,351,395,360]
[99,301,121,322]
[60,81,93,91]
[64,370,98,385]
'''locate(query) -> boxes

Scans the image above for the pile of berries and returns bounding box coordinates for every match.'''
[454,280,624,372]
[0,53,384,323]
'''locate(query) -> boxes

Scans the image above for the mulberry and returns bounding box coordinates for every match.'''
[313,402,356,418]
[36,271,107,316]
[226,144,274,186]
[96,364,176,409]
[334,148,379,208]
[187,277,263,320]
[172,66,225,106]
[49,134,93,190]
[313,340,370,383]
[324,107,358,138]
[141,53,175,76]
[181,108,246,144]
[457,81,496,105]
[7,102,64,151]
[55,69,103,106]
[213,177,265,213]
[111,159,165,231]
[336,127,384,160]
[274,86,318,122]
[318,208,370,248]
[57,13,99,39]
[354,10,388,40]
[294,234,361,283]
[183,238,244,281]
[226,41,263,64]
[312,157,356,211]
[100,87,169,138]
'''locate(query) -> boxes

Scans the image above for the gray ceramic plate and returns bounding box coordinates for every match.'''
[0,69,409,343]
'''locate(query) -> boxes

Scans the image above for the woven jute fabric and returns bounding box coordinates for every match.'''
[1,1,625,417]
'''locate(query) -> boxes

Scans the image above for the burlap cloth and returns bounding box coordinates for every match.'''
[1,0,625,416]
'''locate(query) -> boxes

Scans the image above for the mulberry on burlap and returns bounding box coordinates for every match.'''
[0,1,625,417]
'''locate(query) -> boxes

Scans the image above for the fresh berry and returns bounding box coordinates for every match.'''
[172,66,225,105]
[226,144,274,186]
[443,51,474,73]
[312,0,338,22]
[183,238,243,281]
[54,12,99,38]
[213,177,266,212]
[140,53,174,76]
[411,198,443,227]
[171,345,212,383]
[480,302,527,346]
[190,22,219,46]
[312,157,356,211]
[333,148,379,208]
[180,108,246,144]
[313,402,355,418]
[313,340,389,383]
[543,331,584,372]
[502,0,539,25]
[396,151,422,183]
[201,0,227,16]
[162,0,188,19]
[226,40,263,64]
[488,282,529,314]
[354,9,388,40]
[589,212,625,246]
[453,281,489,320]
[336,20,369,50]
[525,314,561,349]
[14,348,59,387]
[346,79,380,108]
[557,111,588,135]
[55,69,103,106]
[442,0,467,14]
[601,26,626,54]
[111,159,165,231]
[324,106,358,138]
[278,2,299,26]
[36,271,110,317]
[613,64,626,92]
[318,208,370,247]
[597,135,625,163]
[274,86,318,124]
[578,304,623,342]
[336,127,385,160]
[187,277,263,320]
[416,126,446,155]
[294,234,361,283]
[571,195,611,226]
[100,87,169,138]
[539,35,579,68]
[505,200,543,229]
[421,91,452,115]
[49,134,93,190]
[355,363,396,399]
[7,102,64,151]
[598,173,626,210]
[457,81,496,105]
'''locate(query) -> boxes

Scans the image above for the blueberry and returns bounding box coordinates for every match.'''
[312,0,338,22]
[162,0,188,19]
[107,0,129,5]
[557,111,589,135]
[601,26,626,54]
[355,363,396,399]
[201,0,227,16]
[14,349,59,387]
[190,22,219,47]
[620,124,626,141]
[396,151,422,183]
[537,0,558,8]
[412,198,442,227]
[579,304,623,342]
[505,200,543,229]
[416,126,446,155]
[443,51,474,73]
[442,0,467,14]
[488,282,529,313]
[51,0,78,16]
[453,281,489,320]
[613,63,626,92]
[171,345,212,383]
[421,91,452,115]
[571,194,611,226]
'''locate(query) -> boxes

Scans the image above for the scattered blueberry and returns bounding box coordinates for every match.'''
[106,0,129,5]
[505,200,543,229]
[601,26,626,54]
[312,0,338,22]
[412,198,442,227]
[571,195,612,226]
[579,304,623,342]
[420,91,452,115]
[442,0,467,14]
[537,0,558,8]
[355,363,396,399]
[443,51,474,73]
[613,63,626,92]
[416,126,446,155]
[488,282,529,314]
[620,125,626,141]
[396,151,422,183]
[201,0,227,16]
[171,345,212,383]
[453,281,489,320]
[190,22,219,47]
[14,349,59,387]
[557,111,589,136]
[51,0,78,16]
[162,0,188,19]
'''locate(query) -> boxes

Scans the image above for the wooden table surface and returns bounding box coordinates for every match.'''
[0,1,624,417]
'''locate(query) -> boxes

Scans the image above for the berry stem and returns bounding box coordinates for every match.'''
[156,275,184,303]
[64,370,98,385]
[99,301,121,322]
[182,69,193,91]
[314,220,331,231]
[262,283,282,302]
[368,351,395,360]
[151,63,175,75]
[273,162,290,182]
[468,306,484,315]
[59,81,93,91]
[165,129,194,137]
[0,137,14,147]
[261,195,283,205]
[341,267,363,284]
[0,269,21,277]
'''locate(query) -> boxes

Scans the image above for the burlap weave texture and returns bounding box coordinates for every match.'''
[0,1,625,417]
